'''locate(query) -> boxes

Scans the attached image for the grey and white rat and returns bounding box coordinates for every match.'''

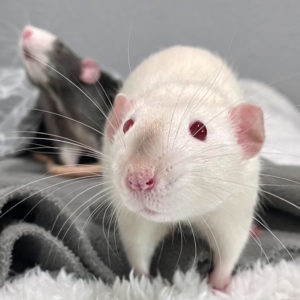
[19,25,121,177]
[101,46,265,290]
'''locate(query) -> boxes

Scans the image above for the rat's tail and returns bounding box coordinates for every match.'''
[33,153,101,178]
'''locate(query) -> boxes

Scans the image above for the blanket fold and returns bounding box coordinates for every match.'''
[0,175,117,286]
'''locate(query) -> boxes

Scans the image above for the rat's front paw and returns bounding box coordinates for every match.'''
[250,224,261,238]
[133,269,152,279]
[208,269,231,292]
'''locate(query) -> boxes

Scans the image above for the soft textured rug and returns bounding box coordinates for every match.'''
[1,259,300,300]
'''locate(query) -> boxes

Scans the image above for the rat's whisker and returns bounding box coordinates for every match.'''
[188,185,271,263]
[95,82,126,147]
[188,171,300,213]
[101,199,119,265]
[171,69,222,151]
[189,170,300,189]
[45,187,111,265]
[175,220,184,269]
[27,53,117,134]
[29,148,100,161]
[47,184,111,258]
[76,82,110,130]
[253,216,294,262]
[106,203,123,260]
[6,134,107,159]
[186,219,198,268]
[0,174,101,220]
[259,173,300,186]
[32,108,105,137]
[166,84,186,154]
[0,20,22,37]
[113,204,124,257]
[171,32,239,151]
[6,133,94,152]
[0,167,110,213]
[127,26,133,73]
[60,189,112,245]
[21,176,100,221]
[14,144,100,160]
[15,136,108,162]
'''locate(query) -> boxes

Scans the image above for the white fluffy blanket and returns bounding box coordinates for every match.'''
[1,259,300,300]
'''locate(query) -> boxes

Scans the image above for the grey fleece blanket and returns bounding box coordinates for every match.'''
[0,70,300,287]
[1,156,300,287]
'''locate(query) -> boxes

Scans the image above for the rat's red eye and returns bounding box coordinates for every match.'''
[189,121,207,141]
[123,119,134,134]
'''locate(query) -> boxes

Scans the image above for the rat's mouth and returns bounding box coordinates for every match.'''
[139,206,175,223]
[122,195,175,222]
[22,46,35,61]
[123,196,162,216]
[141,207,160,216]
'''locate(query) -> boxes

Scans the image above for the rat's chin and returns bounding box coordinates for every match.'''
[139,208,173,222]
[122,199,174,223]
[140,207,161,218]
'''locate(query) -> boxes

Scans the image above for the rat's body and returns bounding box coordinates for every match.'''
[102,46,264,290]
[20,26,121,176]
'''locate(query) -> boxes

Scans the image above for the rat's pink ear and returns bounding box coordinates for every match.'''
[230,104,265,159]
[106,93,133,142]
[79,58,100,84]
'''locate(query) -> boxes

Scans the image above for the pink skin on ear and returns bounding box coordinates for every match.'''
[79,58,100,84]
[106,94,133,142]
[230,104,265,159]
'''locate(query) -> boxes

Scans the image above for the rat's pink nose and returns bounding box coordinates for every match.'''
[126,165,156,191]
[22,28,33,40]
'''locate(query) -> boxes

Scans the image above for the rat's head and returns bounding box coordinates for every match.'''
[20,25,100,88]
[105,87,264,223]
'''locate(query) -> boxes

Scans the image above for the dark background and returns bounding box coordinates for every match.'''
[1,0,300,105]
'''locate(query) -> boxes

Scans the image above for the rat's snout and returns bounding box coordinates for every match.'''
[20,25,56,60]
[22,27,33,40]
[126,164,156,191]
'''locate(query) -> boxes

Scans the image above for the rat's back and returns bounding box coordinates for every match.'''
[121,46,243,103]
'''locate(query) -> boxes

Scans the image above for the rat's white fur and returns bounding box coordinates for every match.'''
[102,46,262,290]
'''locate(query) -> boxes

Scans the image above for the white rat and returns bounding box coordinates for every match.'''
[101,46,265,290]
